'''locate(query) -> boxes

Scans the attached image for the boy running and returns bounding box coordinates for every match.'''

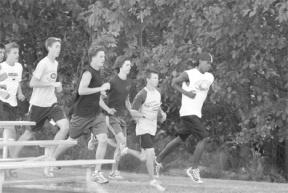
[0,42,25,159]
[155,52,215,184]
[51,45,115,184]
[105,56,132,179]
[0,43,12,104]
[11,38,69,177]
[121,68,167,191]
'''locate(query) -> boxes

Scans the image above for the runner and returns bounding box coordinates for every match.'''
[51,45,115,184]
[121,68,167,191]
[0,42,25,156]
[102,55,132,179]
[0,43,11,101]
[155,52,215,184]
[11,38,69,177]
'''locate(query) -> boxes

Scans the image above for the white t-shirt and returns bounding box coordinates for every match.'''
[132,87,161,136]
[0,62,23,107]
[29,57,58,107]
[179,68,214,118]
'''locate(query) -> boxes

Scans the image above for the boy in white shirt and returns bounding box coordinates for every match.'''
[12,37,70,177]
[0,42,25,177]
[155,52,215,184]
[121,68,167,191]
[0,43,11,103]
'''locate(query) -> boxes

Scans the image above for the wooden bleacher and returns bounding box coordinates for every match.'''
[0,121,116,193]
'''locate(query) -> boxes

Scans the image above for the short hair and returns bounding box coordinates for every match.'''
[0,43,5,50]
[5,42,19,55]
[45,37,61,50]
[144,68,158,80]
[88,45,106,60]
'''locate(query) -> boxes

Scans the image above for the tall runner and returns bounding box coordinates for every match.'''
[12,37,70,177]
[155,52,214,184]
[51,45,114,184]
[105,56,132,179]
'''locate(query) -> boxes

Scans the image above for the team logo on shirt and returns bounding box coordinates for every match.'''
[8,73,18,76]
[143,102,161,112]
[194,80,211,92]
[8,73,19,81]
[50,73,57,80]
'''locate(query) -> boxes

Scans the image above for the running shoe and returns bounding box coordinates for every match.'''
[91,171,109,184]
[154,158,163,178]
[108,170,124,179]
[150,179,166,191]
[186,167,203,184]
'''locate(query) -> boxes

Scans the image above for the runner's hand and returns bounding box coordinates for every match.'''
[101,90,107,98]
[160,112,167,123]
[101,83,110,91]
[54,82,62,88]
[55,82,62,93]
[18,93,25,101]
[211,82,221,92]
[107,108,116,115]
[186,90,196,99]
[0,73,8,82]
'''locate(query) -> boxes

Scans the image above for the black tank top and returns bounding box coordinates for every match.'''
[74,65,102,118]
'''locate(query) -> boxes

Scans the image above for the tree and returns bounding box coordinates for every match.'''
[2,0,288,178]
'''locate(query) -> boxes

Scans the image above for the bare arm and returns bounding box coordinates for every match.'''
[0,65,8,87]
[0,89,9,99]
[99,97,116,115]
[17,83,23,95]
[125,95,132,112]
[0,73,8,82]
[157,107,167,123]
[171,72,196,99]
[29,75,59,88]
[78,71,110,95]
[17,83,25,101]
[130,109,145,118]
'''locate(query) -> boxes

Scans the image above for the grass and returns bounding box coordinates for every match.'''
[3,167,288,193]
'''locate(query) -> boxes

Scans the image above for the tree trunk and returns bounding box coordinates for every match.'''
[285,140,288,179]
[272,138,277,167]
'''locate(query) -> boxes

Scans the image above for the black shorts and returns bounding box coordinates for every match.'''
[139,134,155,149]
[0,102,17,121]
[69,113,108,139]
[107,115,127,139]
[29,103,66,132]
[175,115,209,141]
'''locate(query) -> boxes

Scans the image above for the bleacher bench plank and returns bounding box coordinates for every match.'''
[0,157,36,162]
[0,121,36,126]
[0,140,77,147]
[0,159,115,170]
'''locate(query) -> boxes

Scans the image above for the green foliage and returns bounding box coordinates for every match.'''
[2,0,288,178]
